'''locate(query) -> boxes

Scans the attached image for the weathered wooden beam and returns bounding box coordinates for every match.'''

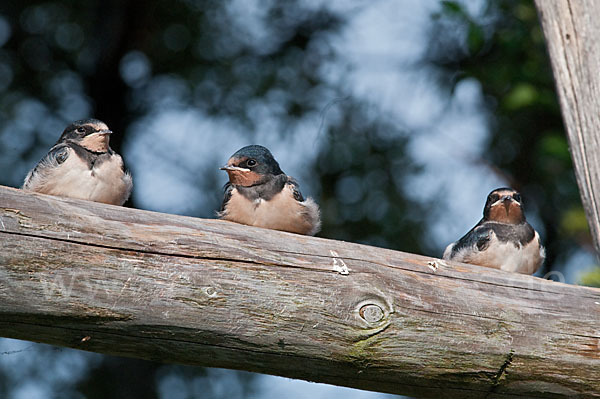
[0,185,598,398]
[534,0,600,253]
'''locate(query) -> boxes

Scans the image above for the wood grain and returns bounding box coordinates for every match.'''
[534,0,600,253]
[0,185,599,398]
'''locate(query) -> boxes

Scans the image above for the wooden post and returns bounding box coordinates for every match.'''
[0,186,599,398]
[534,0,600,253]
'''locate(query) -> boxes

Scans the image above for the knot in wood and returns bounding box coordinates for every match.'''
[359,304,384,324]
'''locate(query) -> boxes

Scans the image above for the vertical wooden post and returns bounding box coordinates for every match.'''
[534,0,600,253]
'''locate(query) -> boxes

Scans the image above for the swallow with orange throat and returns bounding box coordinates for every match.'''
[218,145,321,235]
[23,119,132,205]
[443,187,545,274]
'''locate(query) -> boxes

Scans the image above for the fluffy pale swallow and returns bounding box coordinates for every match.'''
[442,187,545,274]
[22,119,132,206]
[218,145,321,235]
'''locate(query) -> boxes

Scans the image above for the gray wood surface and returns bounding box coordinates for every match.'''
[535,0,600,253]
[0,185,599,398]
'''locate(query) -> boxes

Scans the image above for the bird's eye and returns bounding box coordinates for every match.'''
[246,159,257,167]
[77,127,85,133]
[489,194,499,203]
[513,193,521,202]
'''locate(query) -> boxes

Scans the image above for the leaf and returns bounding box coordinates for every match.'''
[441,1,464,15]
[580,267,600,288]
[560,206,589,236]
[503,83,538,110]
[468,23,485,55]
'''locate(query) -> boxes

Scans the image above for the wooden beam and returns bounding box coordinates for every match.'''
[534,0,600,253]
[0,185,598,398]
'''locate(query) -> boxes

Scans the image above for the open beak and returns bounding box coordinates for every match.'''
[220,165,250,172]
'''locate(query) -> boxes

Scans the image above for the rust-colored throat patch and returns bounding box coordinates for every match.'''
[488,200,523,224]
[80,132,111,153]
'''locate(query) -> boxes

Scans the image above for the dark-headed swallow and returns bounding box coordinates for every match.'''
[22,119,133,206]
[218,145,321,235]
[442,187,545,274]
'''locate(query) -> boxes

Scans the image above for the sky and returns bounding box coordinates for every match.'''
[1,0,596,398]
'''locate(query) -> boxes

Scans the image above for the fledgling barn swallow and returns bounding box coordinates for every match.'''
[218,145,321,235]
[442,188,545,274]
[22,119,133,206]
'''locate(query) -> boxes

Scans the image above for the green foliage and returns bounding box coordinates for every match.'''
[440,1,464,15]
[503,83,538,110]
[580,267,600,288]
[560,206,589,236]
[468,23,485,55]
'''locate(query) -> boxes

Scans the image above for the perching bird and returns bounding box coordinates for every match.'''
[218,145,321,235]
[442,187,545,274]
[22,119,132,206]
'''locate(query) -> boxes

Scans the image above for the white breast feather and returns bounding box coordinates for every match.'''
[444,230,544,274]
[221,184,320,235]
[23,149,132,206]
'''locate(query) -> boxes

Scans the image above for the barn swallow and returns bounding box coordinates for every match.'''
[442,187,545,274]
[22,119,133,206]
[218,145,321,235]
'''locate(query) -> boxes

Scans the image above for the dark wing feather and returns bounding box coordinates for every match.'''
[287,178,305,202]
[23,144,70,188]
[474,228,493,251]
[450,220,537,258]
[219,182,234,213]
[450,220,493,257]
[52,145,70,164]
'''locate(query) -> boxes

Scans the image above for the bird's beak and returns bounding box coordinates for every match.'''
[98,129,113,136]
[220,165,250,172]
[501,195,512,213]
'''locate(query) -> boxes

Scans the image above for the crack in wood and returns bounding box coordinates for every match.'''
[486,350,515,398]
[0,229,314,272]
[493,350,514,386]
